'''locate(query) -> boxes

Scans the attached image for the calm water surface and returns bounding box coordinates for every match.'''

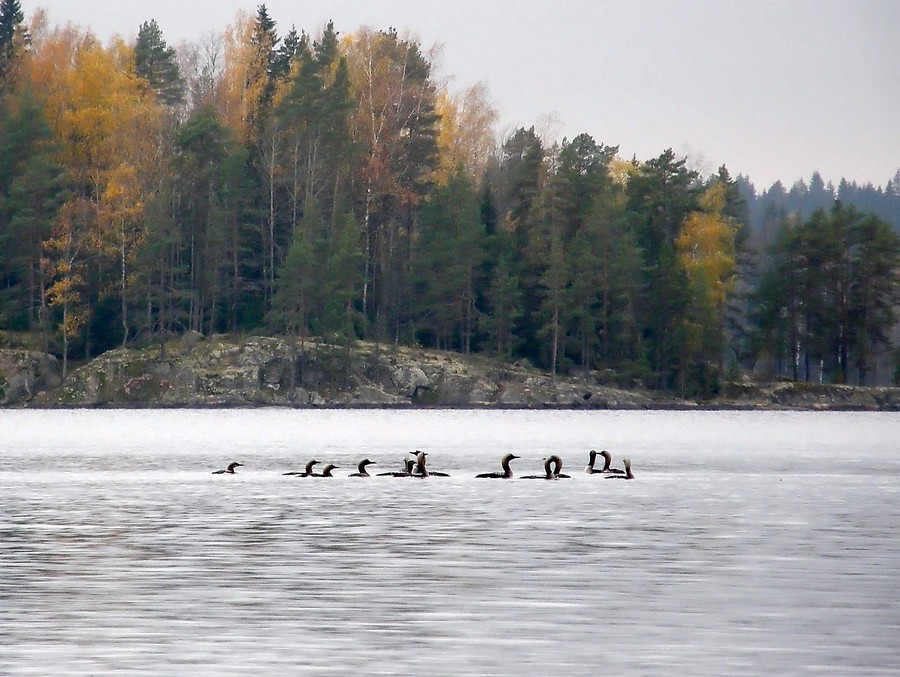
[1,409,898,675]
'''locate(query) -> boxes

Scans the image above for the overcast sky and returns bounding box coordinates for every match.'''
[27,0,900,190]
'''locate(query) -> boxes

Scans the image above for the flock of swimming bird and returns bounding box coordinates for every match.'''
[212,449,635,480]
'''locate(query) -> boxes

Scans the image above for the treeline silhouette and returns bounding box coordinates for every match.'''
[737,171,900,242]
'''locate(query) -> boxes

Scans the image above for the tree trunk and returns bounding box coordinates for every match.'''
[121,223,129,347]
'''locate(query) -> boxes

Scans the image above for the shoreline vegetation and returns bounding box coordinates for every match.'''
[3,333,899,411]
[2,14,900,413]
[2,8,899,409]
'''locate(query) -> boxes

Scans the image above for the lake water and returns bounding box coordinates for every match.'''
[1,408,898,675]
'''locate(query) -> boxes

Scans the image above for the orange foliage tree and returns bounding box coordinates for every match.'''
[342,27,439,334]
[25,22,163,352]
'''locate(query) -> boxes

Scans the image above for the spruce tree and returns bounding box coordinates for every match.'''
[0,0,25,81]
[318,211,363,341]
[482,243,522,361]
[134,20,185,107]
[270,200,320,343]
[0,91,69,335]
[271,26,302,82]
[413,169,485,352]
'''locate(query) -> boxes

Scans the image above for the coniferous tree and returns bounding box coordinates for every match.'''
[489,127,543,362]
[130,162,186,345]
[0,89,69,338]
[270,202,318,342]
[537,213,570,379]
[712,166,755,372]
[245,4,279,145]
[317,211,363,341]
[627,149,700,391]
[477,183,523,359]
[173,105,233,334]
[751,203,900,384]
[277,21,354,227]
[271,25,301,82]
[243,5,282,302]
[570,193,642,377]
[550,134,626,375]
[0,0,25,81]
[265,21,356,341]
[134,20,185,108]
[848,210,900,383]
[555,133,617,238]
[494,127,543,231]
[482,241,522,361]
[413,168,485,352]
[750,225,797,379]
[5,155,69,358]
[218,143,257,331]
[795,209,841,381]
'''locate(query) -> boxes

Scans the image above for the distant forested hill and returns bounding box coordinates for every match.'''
[737,170,900,238]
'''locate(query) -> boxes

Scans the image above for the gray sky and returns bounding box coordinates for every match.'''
[28,0,900,190]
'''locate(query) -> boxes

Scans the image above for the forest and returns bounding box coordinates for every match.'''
[1,2,899,395]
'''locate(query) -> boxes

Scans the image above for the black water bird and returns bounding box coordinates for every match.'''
[412,450,450,477]
[314,464,339,477]
[548,455,570,478]
[349,458,376,477]
[212,461,243,475]
[522,455,570,479]
[376,458,416,477]
[599,450,625,474]
[284,459,319,476]
[604,458,634,480]
[476,453,520,479]
[412,450,430,478]
[521,456,558,480]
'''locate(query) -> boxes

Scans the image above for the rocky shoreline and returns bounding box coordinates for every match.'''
[2,333,899,410]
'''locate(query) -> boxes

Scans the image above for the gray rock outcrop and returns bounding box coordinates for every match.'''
[4,334,897,410]
[25,335,662,409]
[0,350,61,404]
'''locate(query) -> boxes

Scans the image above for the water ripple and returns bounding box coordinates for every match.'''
[1,409,898,675]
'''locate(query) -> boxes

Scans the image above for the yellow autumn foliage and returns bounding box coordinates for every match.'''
[433,83,497,186]
[676,183,737,311]
[21,22,165,348]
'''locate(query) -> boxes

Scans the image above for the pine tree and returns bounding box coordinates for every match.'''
[750,203,900,385]
[627,149,700,391]
[494,127,543,231]
[843,206,900,383]
[537,216,570,379]
[555,133,617,236]
[568,193,642,376]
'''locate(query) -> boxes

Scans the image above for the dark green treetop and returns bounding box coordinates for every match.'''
[134,19,185,107]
